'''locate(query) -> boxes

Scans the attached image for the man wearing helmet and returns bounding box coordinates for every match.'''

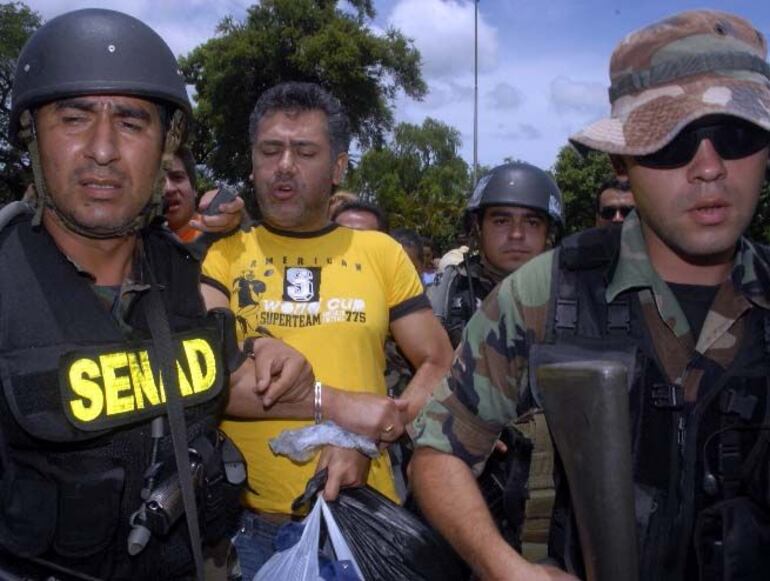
[428,162,563,347]
[411,9,770,581]
[426,161,563,560]
[0,9,312,580]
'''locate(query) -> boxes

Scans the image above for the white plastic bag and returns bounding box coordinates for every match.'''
[269,421,380,462]
[253,497,364,581]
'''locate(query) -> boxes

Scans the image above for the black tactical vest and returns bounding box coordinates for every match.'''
[0,215,235,580]
[429,254,499,348]
[535,226,770,581]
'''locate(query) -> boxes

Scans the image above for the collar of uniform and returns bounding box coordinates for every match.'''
[606,211,691,337]
[606,212,770,341]
[605,211,668,302]
[730,237,770,311]
[260,220,339,239]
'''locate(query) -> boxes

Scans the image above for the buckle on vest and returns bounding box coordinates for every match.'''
[607,300,630,333]
[651,383,684,409]
[555,298,577,330]
[721,390,758,421]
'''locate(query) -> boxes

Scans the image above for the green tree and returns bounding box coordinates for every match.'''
[180,0,426,183]
[551,144,614,234]
[346,117,470,248]
[0,1,41,205]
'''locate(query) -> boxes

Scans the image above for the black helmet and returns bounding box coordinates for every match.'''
[467,162,563,229]
[10,8,191,145]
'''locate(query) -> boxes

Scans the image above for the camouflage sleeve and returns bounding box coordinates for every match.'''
[411,251,554,476]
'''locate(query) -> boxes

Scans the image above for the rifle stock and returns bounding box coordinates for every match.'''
[536,361,638,581]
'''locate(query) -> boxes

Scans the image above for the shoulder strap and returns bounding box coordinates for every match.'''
[427,264,461,322]
[0,201,32,236]
[546,226,629,343]
[143,254,205,581]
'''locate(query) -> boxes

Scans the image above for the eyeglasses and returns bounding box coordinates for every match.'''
[634,118,770,169]
[599,205,634,220]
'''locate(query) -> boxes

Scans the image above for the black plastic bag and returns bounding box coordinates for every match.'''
[327,486,469,581]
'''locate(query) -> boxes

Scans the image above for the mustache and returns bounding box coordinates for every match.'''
[73,164,127,184]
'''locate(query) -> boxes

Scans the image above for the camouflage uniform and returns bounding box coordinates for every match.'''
[412,211,770,579]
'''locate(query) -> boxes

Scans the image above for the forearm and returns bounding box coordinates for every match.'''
[399,358,450,421]
[226,370,349,423]
[225,358,313,419]
[410,447,530,580]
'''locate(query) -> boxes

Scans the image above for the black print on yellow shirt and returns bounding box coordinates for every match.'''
[59,330,223,431]
[235,273,266,309]
[283,266,321,302]
[256,255,363,271]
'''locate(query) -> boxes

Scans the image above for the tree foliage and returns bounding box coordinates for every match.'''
[180,0,426,183]
[346,117,470,248]
[0,1,41,205]
[551,145,615,235]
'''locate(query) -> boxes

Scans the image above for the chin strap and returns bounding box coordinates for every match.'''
[18,107,187,238]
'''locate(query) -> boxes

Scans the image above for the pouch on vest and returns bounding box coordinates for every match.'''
[193,431,246,543]
[0,452,125,561]
[50,456,125,558]
[694,497,770,581]
[477,422,533,552]
[0,454,57,556]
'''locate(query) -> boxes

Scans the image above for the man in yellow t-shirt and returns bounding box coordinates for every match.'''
[201,81,452,578]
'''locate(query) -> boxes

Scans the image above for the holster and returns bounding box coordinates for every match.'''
[695,497,770,581]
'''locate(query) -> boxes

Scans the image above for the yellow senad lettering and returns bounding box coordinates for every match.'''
[183,338,217,394]
[100,352,135,416]
[176,361,194,396]
[157,365,193,398]
[128,350,160,408]
[68,358,104,422]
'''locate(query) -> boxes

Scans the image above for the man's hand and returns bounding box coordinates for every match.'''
[315,446,370,501]
[250,338,314,407]
[513,563,580,581]
[325,391,409,443]
[190,188,244,233]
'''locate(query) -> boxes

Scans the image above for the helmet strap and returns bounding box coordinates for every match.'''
[19,111,48,228]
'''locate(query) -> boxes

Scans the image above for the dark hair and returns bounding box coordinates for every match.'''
[175,145,198,191]
[249,82,351,157]
[596,176,631,212]
[391,228,425,264]
[331,199,389,232]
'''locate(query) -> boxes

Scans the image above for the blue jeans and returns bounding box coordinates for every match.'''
[232,510,286,580]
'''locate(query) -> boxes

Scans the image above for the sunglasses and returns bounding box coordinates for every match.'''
[599,205,634,220]
[634,118,770,169]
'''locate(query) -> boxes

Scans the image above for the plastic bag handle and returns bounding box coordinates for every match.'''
[319,497,365,580]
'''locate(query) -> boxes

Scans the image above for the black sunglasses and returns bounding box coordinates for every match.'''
[634,118,770,169]
[599,205,634,220]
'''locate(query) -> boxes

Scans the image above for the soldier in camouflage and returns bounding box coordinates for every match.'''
[410,10,770,581]
[428,162,563,348]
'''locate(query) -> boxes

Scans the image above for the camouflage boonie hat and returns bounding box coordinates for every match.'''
[570,10,770,155]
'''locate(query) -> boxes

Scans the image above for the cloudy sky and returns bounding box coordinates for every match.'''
[25,0,770,171]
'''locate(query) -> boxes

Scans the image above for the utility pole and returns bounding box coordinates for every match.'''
[473,0,479,186]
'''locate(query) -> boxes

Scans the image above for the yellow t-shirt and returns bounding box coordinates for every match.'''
[202,222,428,513]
